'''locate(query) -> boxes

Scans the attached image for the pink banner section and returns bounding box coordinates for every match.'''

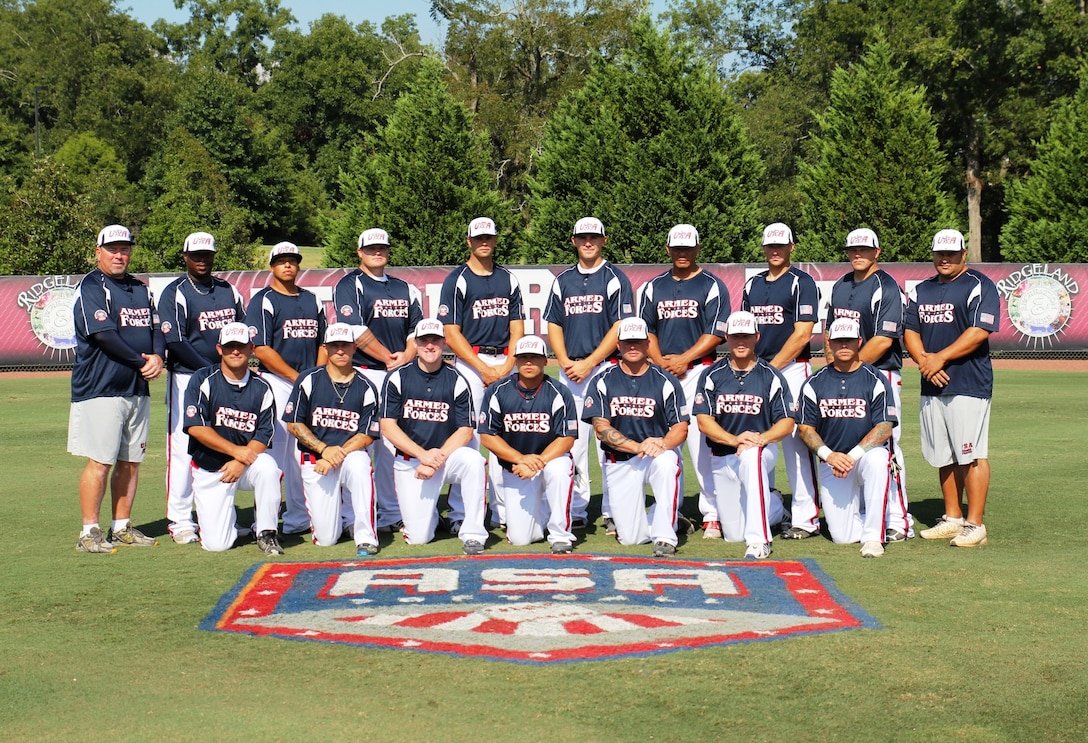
[3,262,1082,368]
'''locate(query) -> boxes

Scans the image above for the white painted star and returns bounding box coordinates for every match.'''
[398,597,425,603]
[782,571,803,576]
[528,652,552,659]
[814,608,836,615]
[551,594,578,601]
[656,642,675,648]
[298,630,321,637]
[654,596,676,603]
[704,598,721,604]
[238,608,262,616]
[451,595,474,603]
[270,572,291,578]
[588,555,614,561]
[797,589,820,594]
[257,590,277,596]
[350,598,373,605]
[754,630,778,636]
[599,596,628,602]
[401,640,422,647]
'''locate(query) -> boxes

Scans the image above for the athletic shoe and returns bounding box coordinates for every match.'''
[652,541,676,557]
[920,516,964,540]
[172,529,199,545]
[744,542,772,559]
[235,525,253,541]
[603,517,617,536]
[356,543,380,557]
[885,528,909,543]
[463,539,485,555]
[76,527,116,554]
[860,540,885,558]
[110,524,157,547]
[256,530,284,556]
[570,518,588,531]
[551,541,573,555]
[950,522,988,548]
[447,519,463,536]
[702,521,723,540]
[775,507,792,535]
[781,526,820,540]
[677,515,695,535]
[377,521,403,534]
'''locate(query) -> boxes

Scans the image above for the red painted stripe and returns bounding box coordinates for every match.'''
[394,612,472,628]
[562,620,606,635]
[603,613,683,629]
[473,619,519,635]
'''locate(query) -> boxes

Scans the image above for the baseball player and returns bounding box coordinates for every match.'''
[582,317,688,557]
[479,335,579,553]
[284,324,381,555]
[693,311,793,559]
[333,227,423,534]
[183,322,283,555]
[828,228,913,540]
[743,222,820,539]
[157,231,246,544]
[438,217,525,529]
[796,318,897,558]
[380,319,489,554]
[904,229,1000,548]
[638,224,729,538]
[70,225,164,553]
[248,241,327,537]
[544,216,635,531]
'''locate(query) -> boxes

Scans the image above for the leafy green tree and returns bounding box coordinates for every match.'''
[53,132,136,228]
[323,62,509,267]
[797,37,956,262]
[528,16,763,263]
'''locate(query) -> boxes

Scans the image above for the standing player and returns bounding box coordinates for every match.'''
[904,229,1000,548]
[247,241,327,537]
[184,323,283,554]
[333,227,423,534]
[743,222,820,539]
[380,319,489,554]
[284,324,381,555]
[638,224,729,538]
[796,318,897,557]
[438,217,525,529]
[693,312,793,559]
[583,318,688,557]
[544,216,634,531]
[157,231,246,544]
[828,228,913,540]
[479,335,579,553]
[70,225,163,553]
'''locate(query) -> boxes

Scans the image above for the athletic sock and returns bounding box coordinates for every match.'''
[81,524,99,537]
[112,518,130,532]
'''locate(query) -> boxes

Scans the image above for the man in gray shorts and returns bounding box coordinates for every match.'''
[69,225,165,553]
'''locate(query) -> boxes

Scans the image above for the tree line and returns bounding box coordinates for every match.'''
[0,0,1085,276]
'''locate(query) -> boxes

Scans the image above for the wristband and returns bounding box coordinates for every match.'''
[816,446,832,462]
[848,446,866,461]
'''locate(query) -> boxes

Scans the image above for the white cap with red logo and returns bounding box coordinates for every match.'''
[846,228,879,249]
[468,217,497,237]
[415,318,445,338]
[513,335,547,356]
[269,241,302,263]
[97,225,133,247]
[219,322,251,345]
[762,223,794,246]
[184,232,216,253]
[827,318,862,340]
[572,217,605,236]
[931,229,966,252]
[324,323,357,344]
[667,224,699,248]
[617,317,649,341]
[358,228,390,248]
[725,311,759,335]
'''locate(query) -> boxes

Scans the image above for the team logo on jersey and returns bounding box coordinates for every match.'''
[94,310,108,322]
[284,401,294,416]
[438,304,449,317]
[202,555,877,664]
[186,405,198,418]
[339,305,353,317]
[161,321,173,334]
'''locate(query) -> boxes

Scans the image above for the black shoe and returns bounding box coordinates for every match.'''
[462,539,484,555]
[652,541,676,557]
[781,526,820,540]
[256,530,284,555]
[677,515,695,536]
[551,541,573,554]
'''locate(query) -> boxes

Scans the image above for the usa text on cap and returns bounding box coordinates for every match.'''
[324,323,357,344]
[617,317,649,341]
[468,217,497,237]
[219,322,251,345]
[667,224,699,248]
[846,228,879,249]
[184,231,216,253]
[97,225,133,247]
[514,335,547,356]
[358,228,390,248]
[931,229,965,252]
[725,311,759,335]
[762,223,794,246]
[415,318,445,338]
[572,217,605,236]
[827,318,862,340]
[269,241,302,263]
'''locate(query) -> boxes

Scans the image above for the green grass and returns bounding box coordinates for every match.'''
[2,369,1087,741]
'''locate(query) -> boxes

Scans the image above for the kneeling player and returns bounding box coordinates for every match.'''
[693,312,792,559]
[184,323,283,554]
[480,335,578,553]
[284,324,381,555]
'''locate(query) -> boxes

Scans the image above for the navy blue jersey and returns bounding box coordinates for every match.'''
[333,269,423,369]
[797,363,897,453]
[71,269,159,402]
[543,262,634,359]
[638,269,730,357]
[283,366,380,454]
[381,362,475,452]
[479,375,578,468]
[742,267,819,361]
[437,264,524,347]
[581,364,687,455]
[904,268,1000,399]
[158,276,246,373]
[183,367,276,471]
[829,270,904,372]
[692,358,794,456]
[247,286,326,373]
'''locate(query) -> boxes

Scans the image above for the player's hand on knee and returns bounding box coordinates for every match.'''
[219,460,245,483]
[315,460,333,476]
[233,446,258,466]
[512,463,535,479]
[420,449,445,469]
[321,445,346,467]
[415,463,436,480]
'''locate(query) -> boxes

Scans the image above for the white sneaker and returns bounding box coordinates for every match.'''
[172,529,199,545]
[744,543,772,559]
[920,516,964,540]
[950,522,988,547]
[860,540,885,558]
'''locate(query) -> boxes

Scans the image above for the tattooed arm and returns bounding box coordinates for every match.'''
[591,417,641,455]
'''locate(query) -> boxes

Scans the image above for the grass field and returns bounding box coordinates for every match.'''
[2,369,1087,741]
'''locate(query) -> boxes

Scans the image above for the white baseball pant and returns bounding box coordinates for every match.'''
[500,455,576,547]
[191,452,282,552]
[815,448,892,544]
[778,361,819,532]
[710,446,786,544]
[679,364,714,521]
[394,447,488,546]
[452,355,506,525]
[166,371,197,536]
[301,450,376,548]
[560,363,611,521]
[601,450,681,547]
[360,367,401,529]
[262,372,308,534]
[881,369,913,537]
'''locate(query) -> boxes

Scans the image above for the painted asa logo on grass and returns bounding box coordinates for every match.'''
[201,554,878,664]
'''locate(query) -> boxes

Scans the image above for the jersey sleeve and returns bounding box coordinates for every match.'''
[232,285,247,323]
[795,378,820,428]
[873,274,904,338]
[795,273,819,323]
[478,384,503,436]
[542,277,564,327]
[507,270,525,321]
[903,285,920,333]
[704,276,731,338]
[741,276,755,312]
[406,284,423,337]
[283,371,312,425]
[870,370,898,427]
[661,372,688,426]
[333,274,359,323]
[452,372,476,429]
[182,370,213,431]
[247,290,274,348]
[380,370,404,419]
[970,274,1001,332]
[156,281,186,345]
[637,281,657,332]
[581,371,609,423]
[691,366,716,417]
[75,277,117,336]
[254,383,277,447]
[611,267,636,320]
[554,383,579,438]
[438,271,463,327]
[768,367,795,420]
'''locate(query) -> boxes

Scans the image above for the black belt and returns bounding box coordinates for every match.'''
[603,451,636,463]
[473,345,507,355]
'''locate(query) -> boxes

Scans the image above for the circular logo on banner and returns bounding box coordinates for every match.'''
[1007,275,1072,338]
[29,286,78,351]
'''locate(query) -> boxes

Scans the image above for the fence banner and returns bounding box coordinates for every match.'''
[2,262,1082,369]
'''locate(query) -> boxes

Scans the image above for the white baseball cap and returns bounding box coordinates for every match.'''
[415,318,445,338]
[513,335,547,356]
[617,317,649,341]
[826,318,862,340]
[725,311,759,335]
[324,323,357,344]
[762,223,794,246]
[184,231,216,253]
[846,228,879,249]
[667,224,699,248]
[467,217,497,237]
[572,217,605,236]
[269,241,302,263]
[97,225,133,247]
[219,322,251,346]
[932,229,966,252]
[358,228,390,248]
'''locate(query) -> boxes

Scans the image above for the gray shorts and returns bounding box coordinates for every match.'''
[919,395,990,467]
[68,395,150,465]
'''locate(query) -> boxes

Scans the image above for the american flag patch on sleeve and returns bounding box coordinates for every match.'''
[882,320,898,332]
[980,312,995,324]
[800,305,813,315]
